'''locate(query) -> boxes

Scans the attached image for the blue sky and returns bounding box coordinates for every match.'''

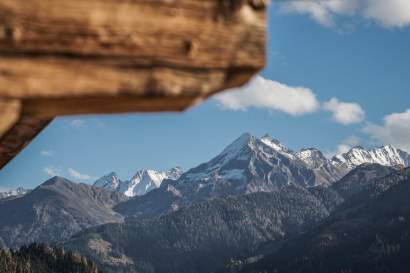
[1,1,410,190]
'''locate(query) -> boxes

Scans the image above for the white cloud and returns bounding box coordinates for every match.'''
[214,76,320,116]
[363,109,410,152]
[363,0,410,28]
[70,119,86,128]
[40,149,54,157]
[278,0,410,28]
[43,166,61,177]
[68,168,96,181]
[323,98,365,125]
[280,0,357,27]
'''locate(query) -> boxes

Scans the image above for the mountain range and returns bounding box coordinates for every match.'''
[93,167,182,197]
[1,133,410,273]
[65,164,410,273]
[114,133,410,219]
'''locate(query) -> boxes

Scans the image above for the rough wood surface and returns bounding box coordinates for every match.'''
[0,99,21,136]
[0,0,266,169]
[0,113,51,169]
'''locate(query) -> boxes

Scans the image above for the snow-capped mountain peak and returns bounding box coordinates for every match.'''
[179,133,316,192]
[122,169,167,197]
[93,172,121,191]
[259,134,296,160]
[93,167,183,197]
[296,148,327,169]
[220,133,254,158]
[331,145,409,169]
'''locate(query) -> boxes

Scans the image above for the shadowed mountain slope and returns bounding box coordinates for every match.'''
[0,177,127,249]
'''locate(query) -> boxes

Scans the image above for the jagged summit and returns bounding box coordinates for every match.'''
[180,133,315,189]
[220,133,255,158]
[115,133,322,219]
[93,167,183,197]
[94,172,121,191]
[296,148,327,169]
[331,144,410,169]
[260,134,295,158]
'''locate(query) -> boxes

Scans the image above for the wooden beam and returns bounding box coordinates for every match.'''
[0,112,51,169]
[0,0,267,169]
[0,99,21,136]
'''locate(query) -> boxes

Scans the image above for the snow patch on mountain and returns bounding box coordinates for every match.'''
[296,148,346,185]
[260,134,295,159]
[296,148,327,169]
[121,170,171,197]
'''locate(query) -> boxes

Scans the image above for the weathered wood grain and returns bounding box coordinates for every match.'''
[0,99,21,136]
[0,113,51,169]
[0,0,265,67]
[0,0,266,169]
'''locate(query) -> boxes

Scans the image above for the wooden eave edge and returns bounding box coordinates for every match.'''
[0,0,267,169]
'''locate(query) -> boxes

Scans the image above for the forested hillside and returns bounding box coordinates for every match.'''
[0,244,101,273]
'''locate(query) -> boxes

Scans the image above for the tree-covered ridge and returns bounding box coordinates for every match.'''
[0,243,101,273]
[64,184,332,273]
[240,168,410,273]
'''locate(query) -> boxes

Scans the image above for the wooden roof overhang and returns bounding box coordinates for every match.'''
[0,0,266,169]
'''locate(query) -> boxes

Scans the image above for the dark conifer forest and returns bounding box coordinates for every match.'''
[0,244,101,273]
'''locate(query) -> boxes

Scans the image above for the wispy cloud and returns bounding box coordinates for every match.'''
[70,119,86,129]
[43,166,61,177]
[278,0,410,28]
[67,118,105,129]
[40,149,54,157]
[323,98,365,125]
[67,168,96,181]
[363,109,410,153]
[214,76,320,116]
